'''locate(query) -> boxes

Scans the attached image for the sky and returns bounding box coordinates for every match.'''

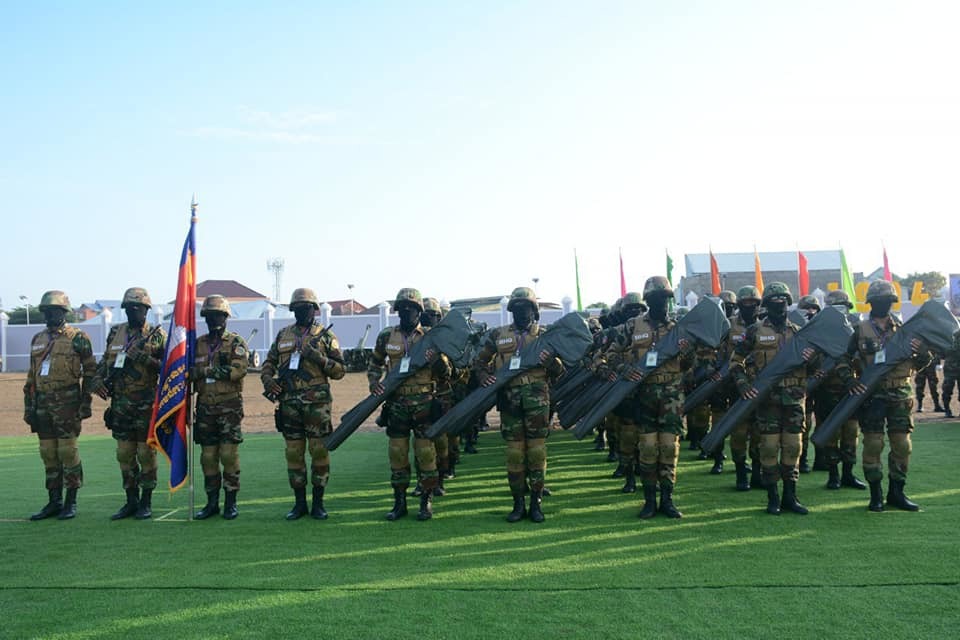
[2,1,958,313]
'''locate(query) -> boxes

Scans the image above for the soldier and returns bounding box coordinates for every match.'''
[261,288,345,520]
[598,277,692,519]
[941,330,960,418]
[474,287,564,523]
[369,288,452,521]
[811,290,865,491]
[414,297,452,496]
[91,287,166,520]
[23,290,96,520]
[914,351,943,412]
[700,290,739,476]
[731,282,816,515]
[797,295,821,474]
[836,280,931,512]
[191,295,248,520]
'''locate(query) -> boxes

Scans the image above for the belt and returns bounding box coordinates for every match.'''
[881,377,910,389]
[779,377,805,388]
[644,373,675,384]
[397,383,435,395]
[200,391,242,403]
[512,374,546,386]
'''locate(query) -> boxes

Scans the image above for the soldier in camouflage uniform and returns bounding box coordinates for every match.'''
[475,287,564,523]
[731,282,817,515]
[598,277,692,519]
[698,290,739,475]
[191,295,249,520]
[414,297,452,495]
[836,280,931,512]
[91,287,166,520]
[369,288,452,521]
[940,330,960,418]
[914,351,943,412]
[262,288,345,520]
[797,295,821,473]
[23,290,96,520]
[811,290,865,491]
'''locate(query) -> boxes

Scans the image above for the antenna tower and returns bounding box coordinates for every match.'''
[266,258,285,302]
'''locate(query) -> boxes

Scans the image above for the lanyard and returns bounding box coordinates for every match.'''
[513,329,527,355]
[208,333,223,358]
[295,325,313,351]
[38,329,61,363]
[870,319,889,348]
[123,326,144,352]
[401,328,419,356]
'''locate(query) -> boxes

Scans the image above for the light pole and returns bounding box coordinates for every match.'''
[19,295,29,325]
[531,277,539,295]
[347,284,355,316]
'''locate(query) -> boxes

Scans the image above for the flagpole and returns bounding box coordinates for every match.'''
[188,194,197,521]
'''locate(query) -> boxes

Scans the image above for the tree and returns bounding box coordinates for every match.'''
[899,271,946,296]
[3,307,79,325]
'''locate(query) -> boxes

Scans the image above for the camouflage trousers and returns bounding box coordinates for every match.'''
[31,387,83,439]
[814,387,859,465]
[106,389,154,442]
[914,366,939,401]
[499,381,550,494]
[710,408,757,464]
[194,396,244,446]
[37,437,83,490]
[685,403,710,445]
[385,392,437,490]
[859,386,914,483]
[755,384,805,485]
[623,381,684,489]
[116,441,157,490]
[942,370,960,406]
[277,390,334,490]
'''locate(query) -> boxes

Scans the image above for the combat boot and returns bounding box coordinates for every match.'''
[30,489,63,521]
[446,462,456,479]
[658,485,682,519]
[765,484,781,515]
[417,492,433,521]
[464,440,478,454]
[385,486,408,521]
[111,488,139,520]
[798,449,811,474]
[946,407,955,418]
[825,464,841,490]
[593,431,605,451]
[840,462,866,490]
[412,483,424,497]
[195,489,221,520]
[933,394,944,412]
[868,481,884,512]
[734,461,750,491]
[612,461,626,478]
[812,445,829,471]
[222,490,239,520]
[506,493,526,522]
[528,490,545,523]
[135,488,153,520]
[606,448,618,463]
[750,460,763,491]
[916,398,923,412]
[621,466,637,493]
[886,478,920,511]
[780,480,808,515]
[433,475,446,497]
[57,488,78,520]
[638,485,658,519]
[286,487,308,520]
[311,486,328,520]
[710,451,724,475]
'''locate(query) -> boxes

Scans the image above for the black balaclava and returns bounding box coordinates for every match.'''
[205,311,228,337]
[292,303,316,328]
[398,302,421,333]
[765,297,788,326]
[125,304,148,330]
[623,304,644,321]
[421,310,442,328]
[870,297,894,318]
[43,307,67,329]
[512,302,535,331]
[738,302,758,325]
[723,302,737,319]
[646,293,669,324]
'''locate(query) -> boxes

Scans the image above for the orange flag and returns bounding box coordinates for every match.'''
[709,250,721,295]
[754,249,764,295]
[798,251,809,296]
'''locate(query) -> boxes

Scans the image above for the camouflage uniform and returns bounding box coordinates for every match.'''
[797,295,821,473]
[23,290,96,520]
[262,288,345,520]
[91,287,166,520]
[941,332,960,418]
[914,353,943,412]
[713,312,759,490]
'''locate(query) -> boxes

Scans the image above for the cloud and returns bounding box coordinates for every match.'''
[236,106,338,129]
[184,106,343,144]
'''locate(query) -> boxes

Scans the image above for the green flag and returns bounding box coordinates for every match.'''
[574,249,583,311]
[666,250,674,286]
[840,248,858,305]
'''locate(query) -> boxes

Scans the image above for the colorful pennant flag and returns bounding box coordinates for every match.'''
[709,249,721,295]
[754,248,764,295]
[574,249,583,311]
[619,248,627,297]
[840,247,858,306]
[883,245,892,282]
[666,250,674,287]
[798,251,809,296]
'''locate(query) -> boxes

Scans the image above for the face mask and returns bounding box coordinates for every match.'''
[765,301,787,319]
[43,308,67,329]
[738,304,757,324]
[623,305,643,320]
[723,303,737,319]
[421,311,442,328]
[293,304,316,327]
[205,313,227,334]
[647,296,668,321]
[512,305,534,330]
[125,304,148,329]
[870,299,893,317]
[398,305,421,332]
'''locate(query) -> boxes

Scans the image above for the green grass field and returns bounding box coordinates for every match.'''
[2,424,959,640]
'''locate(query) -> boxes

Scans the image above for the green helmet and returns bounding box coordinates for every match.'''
[610,297,623,313]
[866,280,898,303]
[762,282,793,305]
[38,290,71,312]
[507,287,538,313]
[200,294,232,317]
[621,291,646,308]
[290,287,320,309]
[642,276,674,299]
[121,287,152,309]
[825,289,854,309]
[736,285,761,303]
[392,287,424,312]
[719,290,737,305]
[797,295,821,311]
[422,297,442,314]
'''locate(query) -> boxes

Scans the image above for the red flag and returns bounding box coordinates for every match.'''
[754,248,764,295]
[619,248,627,297]
[798,251,809,296]
[147,204,197,491]
[883,246,892,282]
[709,250,721,295]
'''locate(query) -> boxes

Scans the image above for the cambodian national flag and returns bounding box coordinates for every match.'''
[147,205,197,491]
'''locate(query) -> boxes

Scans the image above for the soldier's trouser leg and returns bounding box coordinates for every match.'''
[637,432,659,488]
[388,436,411,490]
[39,439,62,491]
[286,439,308,489]
[308,437,330,488]
[861,431,885,484]
[686,405,709,448]
[839,421,859,466]
[57,437,82,489]
[220,444,240,491]
[888,432,912,482]
[619,421,639,465]
[657,432,680,486]
[505,440,527,494]
[780,431,802,483]
[136,443,157,490]
[117,441,139,489]
[200,445,221,479]
[526,437,547,492]
[432,434,449,476]
[729,422,749,463]
[759,434,782,486]
[413,437,438,492]
[710,407,728,456]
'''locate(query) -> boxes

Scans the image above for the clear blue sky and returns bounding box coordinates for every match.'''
[2,1,958,312]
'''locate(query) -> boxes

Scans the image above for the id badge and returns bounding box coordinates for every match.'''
[40,359,51,376]
[205,377,216,385]
[399,356,411,373]
[645,351,659,367]
[509,355,522,370]
[114,352,127,368]
[874,349,886,364]
[289,352,301,370]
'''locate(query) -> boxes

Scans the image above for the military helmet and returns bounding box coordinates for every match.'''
[507,287,538,313]
[719,290,737,304]
[761,282,793,305]
[797,295,821,311]
[866,280,898,303]
[642,276,674,299]
[825,289,854,309]
[736,285,762,303]
[621,291,645,308]
[289,287,320,309]
[121,287,152,309]
[610,298,623,313]
[200,294,232,317]
[38,290,72,312]
[422,297,442,314]
[392,287,424,312]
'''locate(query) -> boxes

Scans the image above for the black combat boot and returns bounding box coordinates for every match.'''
[433,474,446,497]
[710,451,724,475]
[933,394,944,412]
[111,489,139,520]
[411,483,424,497]
[286,487,308,520]
[751,459,763,491]
[385,486,408,521]
[135,488,153,520]
[417,492,433,521]
[528,490,545,523]
[311,486,327,520]
[658,485,682,519]
[638,485,658,519]
[886,478,920,511]
[798,449,811,474]
[446,462,456,479]
[916,398,923,412]
[840,462,866,490]
[464,440,478,454]
[780,480,808,515]
[868,481,884,512]
[222,490,239,520]
[621,466,637,493]
[30,489,63,521]
[506,493,526,522]
[812,446,829,471]
[593,431,605,451]
[946,406,955,418]
[766,484,781,515]
[734,461,750,491]
[612,460,626,478]
[195,489,220,519]
[826,464,841,490]
[57,488,78,520]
